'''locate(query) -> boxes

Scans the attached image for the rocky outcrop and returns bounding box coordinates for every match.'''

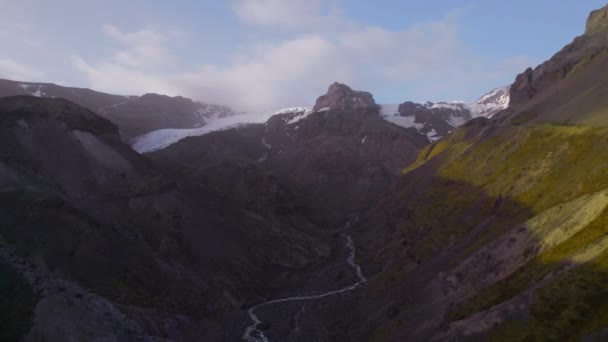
[586,4,608,36]
[313,82,379,113]
[509,5,608,108]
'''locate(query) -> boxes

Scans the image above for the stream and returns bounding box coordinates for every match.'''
[243,234,367,342]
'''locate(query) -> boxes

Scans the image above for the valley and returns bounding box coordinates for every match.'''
[1,3,608,342]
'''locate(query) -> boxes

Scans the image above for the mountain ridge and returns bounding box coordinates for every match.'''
[0,78,238,141]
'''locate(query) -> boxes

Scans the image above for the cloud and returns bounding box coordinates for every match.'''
[231,0,331,28]
[72,55,179,96]
[0,59,44,81]
[101,24,176,70]
[73,25,180,95]
[178,35,353,110]
[339,20,464,80]
[72,5,534,112]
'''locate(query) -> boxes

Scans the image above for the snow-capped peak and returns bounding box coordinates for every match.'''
[469,85,510,118]
[379,85,511,142]
[273,107,311,115]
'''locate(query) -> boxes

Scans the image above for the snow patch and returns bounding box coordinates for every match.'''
[19,84,45,97]
[261,137,272,149]
[274,107,310,115]
[427,129,440,142]
[429,102,467,110]
[447,114,467,127]
[379,104,399,116]
[469,85,510,118]
[382,114,423,130]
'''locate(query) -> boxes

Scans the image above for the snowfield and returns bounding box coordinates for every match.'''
[131,107,310,154]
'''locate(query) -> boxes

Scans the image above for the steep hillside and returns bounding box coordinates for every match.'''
[0,79,237,141]
[354,5,608,341]
[503,4,608,127]
[0,96,331,340]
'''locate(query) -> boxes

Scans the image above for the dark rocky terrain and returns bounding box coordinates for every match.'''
[0,79,238,141]
[151,82,428,226]
[0,96,331,341]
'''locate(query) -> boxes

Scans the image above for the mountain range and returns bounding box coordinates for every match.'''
[1,3,608,342]
[0,79,238,141]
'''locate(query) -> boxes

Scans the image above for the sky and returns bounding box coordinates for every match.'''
[0,0,606,112]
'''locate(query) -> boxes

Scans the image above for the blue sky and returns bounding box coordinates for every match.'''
[0,0,605,111]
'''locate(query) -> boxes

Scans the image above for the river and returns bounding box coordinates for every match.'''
[242,234,367,342]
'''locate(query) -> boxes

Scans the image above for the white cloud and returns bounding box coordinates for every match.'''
[72,25,180,95]
[231,0,330,28]
[178,35,353,110]
[339,20,464,81]
[0,59,44,81]
[72,6,534,112]
[101,24,176,70]
[72,55,179,96]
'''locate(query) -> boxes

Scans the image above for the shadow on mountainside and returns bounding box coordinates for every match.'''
[352,121,608,341]
[0,96,335,341]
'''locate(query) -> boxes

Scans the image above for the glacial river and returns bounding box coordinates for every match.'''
[243,234,367,342]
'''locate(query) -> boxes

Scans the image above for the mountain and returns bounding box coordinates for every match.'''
[3,4,608,341]
[313,82,379,112]
[381,85,510,141]
[0,78,238,141]
[499,4,608,127]
[350,5,608,341]
[0,96,332,341]
[150,82,428,226]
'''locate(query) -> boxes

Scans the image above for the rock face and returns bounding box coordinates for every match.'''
[313,82,379,113]
[0,78,238,141]
[0,96,330,340]
[586,4,608,35]
[509,6,608,111]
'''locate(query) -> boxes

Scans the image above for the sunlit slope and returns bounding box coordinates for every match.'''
[373,121,608,340]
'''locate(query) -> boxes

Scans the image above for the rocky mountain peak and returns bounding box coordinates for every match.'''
[586,4,608,36]
[509,4,608,109]
[313,82,378,112]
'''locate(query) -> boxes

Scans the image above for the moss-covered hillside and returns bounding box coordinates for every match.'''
[358,120,608,341]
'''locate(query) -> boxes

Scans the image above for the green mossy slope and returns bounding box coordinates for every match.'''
[400,123,608,339]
